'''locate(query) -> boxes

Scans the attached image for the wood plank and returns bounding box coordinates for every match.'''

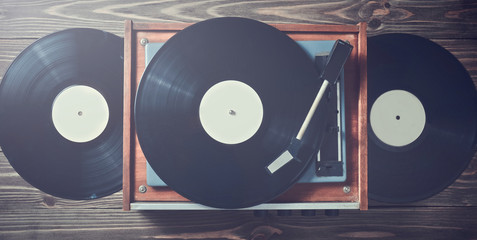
[0,206,476,240]
[0,153,123,210]
[434,39,477,87]
[370,153,477,207]
[0,0,476,39]
[1,150,477,210]
[0,39,36,82]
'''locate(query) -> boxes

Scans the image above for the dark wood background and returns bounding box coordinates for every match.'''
[1,0,477,239]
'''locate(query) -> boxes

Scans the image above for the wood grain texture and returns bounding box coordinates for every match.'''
[1,0,477,239]
[1,193,477,240]
[2,149,477,240]
[0,0,477,39]
[2,150,476,210]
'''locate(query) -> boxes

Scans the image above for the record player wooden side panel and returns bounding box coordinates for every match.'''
[358,22,368,210]
[123,21,368,210]
[123,20,132,211]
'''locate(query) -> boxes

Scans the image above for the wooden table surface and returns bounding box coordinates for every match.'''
[1,1,476,239]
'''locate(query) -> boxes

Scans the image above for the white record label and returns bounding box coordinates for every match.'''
[199,80,263,144]
[370,89,426,147]
[52,85,109,143]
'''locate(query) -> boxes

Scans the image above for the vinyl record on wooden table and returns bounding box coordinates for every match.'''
[135,17,324,208]
[0,28,123,200]
[367,33,477,203]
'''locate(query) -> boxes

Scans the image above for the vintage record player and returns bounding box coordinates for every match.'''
[122,20,368,211]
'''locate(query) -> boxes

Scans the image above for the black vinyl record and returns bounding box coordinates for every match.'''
[0,29,123,200]
[368,33,477,203]
[135,17,322,208]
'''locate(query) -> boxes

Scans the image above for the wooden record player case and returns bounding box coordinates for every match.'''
[123,20,368,211]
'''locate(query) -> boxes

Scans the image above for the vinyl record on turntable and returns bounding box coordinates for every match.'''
[367,33,477,203]
[135,17,324,208]
[0,28,123,200]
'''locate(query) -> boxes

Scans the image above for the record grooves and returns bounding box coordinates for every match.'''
[368,33,477,203]
[0,29,123,200]
[135,17,324,208]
